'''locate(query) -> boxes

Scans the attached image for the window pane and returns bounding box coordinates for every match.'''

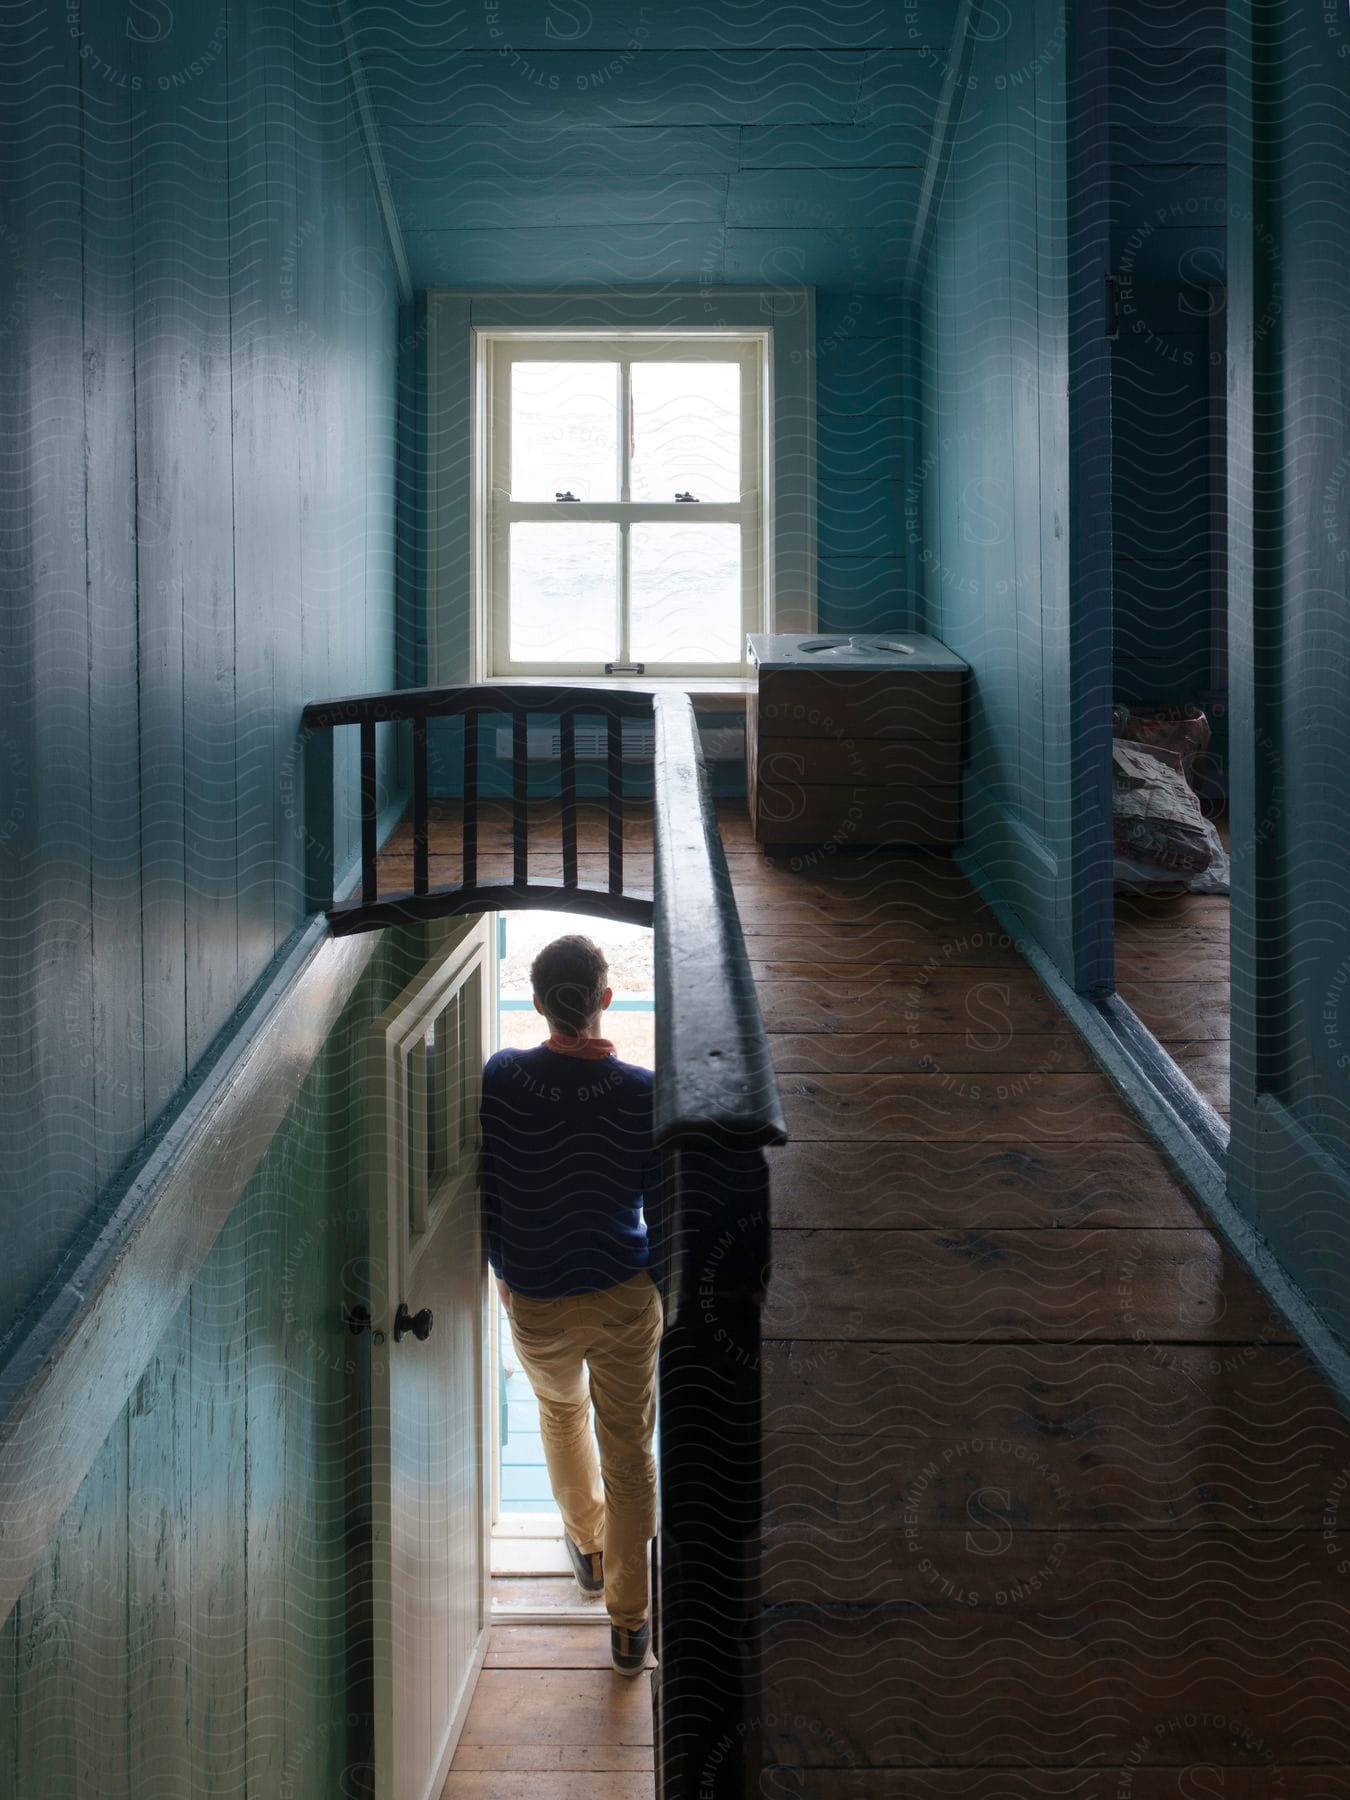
[629,523,742,665]
[510,361,618,501]
[424,1018,439,1186]
[630,361,740,503]
[510,523,617,663]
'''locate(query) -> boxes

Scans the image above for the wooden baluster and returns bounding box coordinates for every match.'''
[561,709,578,889]
[361,721,378,903]
[412,716,429,896]
[303,723,334,913]
[607,712,623,894]
[513,710,528,889]
[462,709,479,889]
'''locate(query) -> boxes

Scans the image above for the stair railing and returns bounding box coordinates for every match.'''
[301,683,786,1800]
[301,682,658,932]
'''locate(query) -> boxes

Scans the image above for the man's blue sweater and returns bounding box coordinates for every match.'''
[479,1045,661,1299]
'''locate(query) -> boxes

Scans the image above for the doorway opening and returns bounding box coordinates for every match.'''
[1110,281,1230,1123]
[486,907,657,1622]
[1105,17,1231,1130]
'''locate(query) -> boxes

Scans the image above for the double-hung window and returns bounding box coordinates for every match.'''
[481,332,769,679]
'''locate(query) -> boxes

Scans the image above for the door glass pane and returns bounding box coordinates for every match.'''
[424,1016,439,1187]
[510,360,619,501]
[629,523,742,665]
[630,361,740,503]
[454,978,474,1154]
[510,523,617,663]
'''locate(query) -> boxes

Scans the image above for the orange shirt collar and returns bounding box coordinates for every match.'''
[543,1033,618,1061]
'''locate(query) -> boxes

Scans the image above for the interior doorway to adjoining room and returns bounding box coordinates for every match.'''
[1110,277,1230,1123]
[1103,7,1231,1127]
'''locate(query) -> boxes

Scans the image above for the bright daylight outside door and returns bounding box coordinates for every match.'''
[490,910,656,1591]
[367,918,493,1800]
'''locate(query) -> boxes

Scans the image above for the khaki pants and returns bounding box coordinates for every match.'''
[506,1272,663,1630]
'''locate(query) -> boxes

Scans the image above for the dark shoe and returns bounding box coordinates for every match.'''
[563,1534,604,1596]
[610,1620,650,1677]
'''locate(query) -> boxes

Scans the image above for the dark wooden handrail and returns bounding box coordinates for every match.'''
[649,692,784,1152]
[299,681,785,1142]
[646,690,783,1800]
[301,680,655,728]
[299,680,785,1799]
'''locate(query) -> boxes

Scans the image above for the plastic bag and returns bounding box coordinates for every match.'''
[1112,739,1214,884]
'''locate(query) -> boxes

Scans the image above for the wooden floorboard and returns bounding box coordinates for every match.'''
[766,1140,1205,1227]
[764,1226,1288,1341]
[721,806,1350,1785]
[1115,874,1231,1112]
[385,800,1347,1790]
[444,1627,653,1799]
[778,1071,1149,1141]
[763,1343,1350,1529]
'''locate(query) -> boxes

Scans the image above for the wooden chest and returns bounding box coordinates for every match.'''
[746,634,969,848]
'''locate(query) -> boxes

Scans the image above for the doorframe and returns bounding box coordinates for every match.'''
[483,911,631,1624]
[1225,0,1284,1136]
[1064,0,1119,1000]
[1065,0,1235,1143]
[486,918,504,1538]
[484,911,570,1573]
[1220,0,1350,1408]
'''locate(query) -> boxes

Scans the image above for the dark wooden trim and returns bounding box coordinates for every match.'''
[328,882,655,936]
[655,1143,769,1800]
[361,721,379,903]
[463,708,480,888]
[651,691,788,1154]
[607,711,623,894]
[0,919,382,1626]
[412,717,429,896]
[302,681,656,729]
[511,710,528,887]
[304,723,336,912]
[560,710,579,887]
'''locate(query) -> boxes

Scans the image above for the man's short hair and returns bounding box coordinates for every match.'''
[531,935,609,1033]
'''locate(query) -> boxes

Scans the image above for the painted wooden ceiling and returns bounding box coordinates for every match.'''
[342,0,964,290]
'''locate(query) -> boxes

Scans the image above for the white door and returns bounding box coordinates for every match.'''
[367,918,493,1800]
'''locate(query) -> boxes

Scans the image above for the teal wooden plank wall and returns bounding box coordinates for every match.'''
[1226,0,1350,1346]
[915,0,1077,974]
[0,930,422,1800]
[1107,1,1228,733]
[368,2,951,696]
[0,0,401,1336]
[817,293,924,637]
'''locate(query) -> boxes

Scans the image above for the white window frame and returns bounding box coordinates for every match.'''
[424,289,818,694]
[483,331,767,680]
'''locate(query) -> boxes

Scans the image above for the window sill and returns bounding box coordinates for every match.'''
[485,674,753,713]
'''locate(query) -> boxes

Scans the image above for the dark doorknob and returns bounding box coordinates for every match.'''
[394,1303,434,1344]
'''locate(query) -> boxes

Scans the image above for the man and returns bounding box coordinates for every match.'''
[479,933,662,1677]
